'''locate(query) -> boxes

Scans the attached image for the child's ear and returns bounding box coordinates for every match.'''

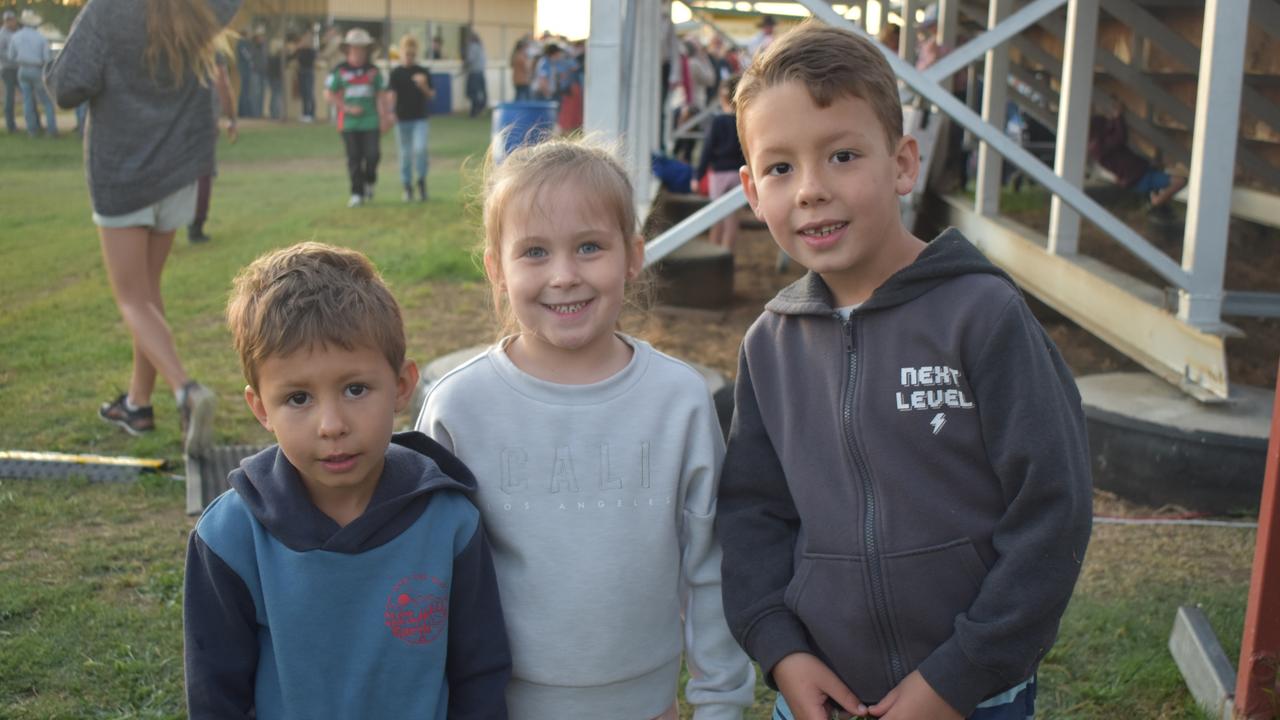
[893,134,921,197]
[740,164,764,221]
[244,385,272,432]
[625,234,645,280]
[394,359,420,413]
[482,248,505,291]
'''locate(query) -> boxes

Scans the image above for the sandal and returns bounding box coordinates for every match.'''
[99,394,155,436]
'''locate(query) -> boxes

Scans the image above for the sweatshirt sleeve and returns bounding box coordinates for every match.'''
[446,520,512,720]
[916,294,1093,715]
[45,1,105,108]
[183,529,258,719]
[716,344,812,684]
[679,386,756,720]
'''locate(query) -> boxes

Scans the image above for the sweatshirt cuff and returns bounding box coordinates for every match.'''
[741,608,813,688]
[691,702,747,720]
[916,637,1015,716]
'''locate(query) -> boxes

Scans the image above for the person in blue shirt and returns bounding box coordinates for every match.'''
[184,242,511,719]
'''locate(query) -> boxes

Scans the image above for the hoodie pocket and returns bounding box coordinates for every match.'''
[786,553,894,702]
[882,538,988,670]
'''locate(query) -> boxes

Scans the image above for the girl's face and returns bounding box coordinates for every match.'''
[486,182,643,369]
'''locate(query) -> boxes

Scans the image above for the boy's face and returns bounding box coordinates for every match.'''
[740,81,918,293]
[346,45,368,65]
[246,343,418,507]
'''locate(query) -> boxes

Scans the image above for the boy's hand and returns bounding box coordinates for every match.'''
[774,653,867,719]
[866,671,961,720]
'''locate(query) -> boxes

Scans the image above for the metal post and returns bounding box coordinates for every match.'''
[1235,360,1280,719]
[584,0,624,137]
[975,0,1011,216]
[938,0,958,52]
[1178,0,1249,329]
[899,0,917,62]
[1048,0,1098,255]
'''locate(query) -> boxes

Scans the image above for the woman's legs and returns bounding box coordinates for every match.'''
[414,119,429,184]
[99,226,189,406]
[395,121,413,189]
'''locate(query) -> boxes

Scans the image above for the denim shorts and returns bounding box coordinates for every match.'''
[1131,169,1171,195]
[772,677,1036,720]
[93,182,198,232]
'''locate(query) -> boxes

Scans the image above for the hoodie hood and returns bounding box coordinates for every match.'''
[227,431,476,553]
[765,228,1013,316]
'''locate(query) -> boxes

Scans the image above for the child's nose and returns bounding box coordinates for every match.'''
[548,256,581,287]
[317,401,349,438]
[795,168,831,207]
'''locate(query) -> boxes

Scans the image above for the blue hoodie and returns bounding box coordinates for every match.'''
[184,432,510,719]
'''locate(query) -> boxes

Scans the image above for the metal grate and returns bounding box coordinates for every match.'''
[0,450,166,483]
[185,445,267,515]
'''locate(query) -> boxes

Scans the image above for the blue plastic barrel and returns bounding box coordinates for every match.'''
[428,72,451,116]
[491,101,558,163]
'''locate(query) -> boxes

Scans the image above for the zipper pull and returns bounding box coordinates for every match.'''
[842,317,854,353]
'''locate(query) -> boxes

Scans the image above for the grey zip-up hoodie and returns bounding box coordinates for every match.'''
[717,229,1092,715]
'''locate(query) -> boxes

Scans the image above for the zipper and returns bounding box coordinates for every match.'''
[839,314,906,683]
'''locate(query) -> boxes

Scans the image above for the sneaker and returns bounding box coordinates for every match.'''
[364,183,376,203]
[300,115,314,123]
[417,178,428,202]
[177,381,216,455]
[188,223,210,243]
[98,394,155,436]
[403,184,413,202]
[348,193,363,208]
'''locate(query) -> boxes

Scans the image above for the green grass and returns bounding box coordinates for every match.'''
[0,118,1257,718]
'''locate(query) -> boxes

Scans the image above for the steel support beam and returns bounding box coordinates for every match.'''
[644,186,747,266]
[1048,0,1098,255]
[899,0,918,62]
[938,0,959,50]
[1178,0,1250,329]
[797,0,1192,289]
[584,0,624,139]
[1222,291,1280,320]
[923,0,1066,85]
[940,194,1228,400]
[976,0,1012,216]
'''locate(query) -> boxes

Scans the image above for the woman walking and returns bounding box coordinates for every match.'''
[47,0,239,453]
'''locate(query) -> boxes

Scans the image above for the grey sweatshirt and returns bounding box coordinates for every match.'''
[45,0,241,216]
[418,336,755,720]
[717,230,1093,716]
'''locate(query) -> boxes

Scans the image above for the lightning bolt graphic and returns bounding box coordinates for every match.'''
[930,412,947,435]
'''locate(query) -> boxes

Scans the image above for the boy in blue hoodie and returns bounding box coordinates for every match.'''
[184,242,510,719]
[716,22,1092,720]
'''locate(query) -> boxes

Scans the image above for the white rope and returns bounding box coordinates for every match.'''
[1094,516,1258,529]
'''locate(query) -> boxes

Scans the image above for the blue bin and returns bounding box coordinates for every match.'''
[491,101,558,162]
[428,72,451,116]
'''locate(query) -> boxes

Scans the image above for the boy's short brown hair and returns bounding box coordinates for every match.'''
[226,242,406,389]
[735,21,903,156]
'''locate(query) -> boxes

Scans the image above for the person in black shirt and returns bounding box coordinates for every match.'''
[387,34,434,202]
[291,29,317,122]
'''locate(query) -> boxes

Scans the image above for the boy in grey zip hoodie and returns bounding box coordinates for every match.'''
[717,22,1092,720]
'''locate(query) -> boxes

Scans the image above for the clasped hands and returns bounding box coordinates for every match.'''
[773,653,963,720]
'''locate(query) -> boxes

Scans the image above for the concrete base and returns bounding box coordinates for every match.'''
[651,238,735,309]
[186,444,267,515]
[1080,372,1271,514]
[411,345,734,436]
[1169,605,1237,720]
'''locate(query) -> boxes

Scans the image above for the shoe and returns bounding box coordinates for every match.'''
[348,193,363,208]
[99,394,155,436]
[417,178,427,202]
[403,184,413,202]
[364,184,375,203]
[188,222,210,243]
[300,115,314,123]
[177,381,216,455]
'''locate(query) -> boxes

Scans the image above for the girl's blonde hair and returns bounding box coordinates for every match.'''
[144,0,221,88]
[480,135,647,336]
[400,34,419,55]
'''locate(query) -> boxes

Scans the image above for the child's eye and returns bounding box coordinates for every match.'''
[832,150,857,163]
[523,246,548,259]
[345,384,369,398]
[285,392,310,407]
[578,242,602,255]
[766,162,792,176]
